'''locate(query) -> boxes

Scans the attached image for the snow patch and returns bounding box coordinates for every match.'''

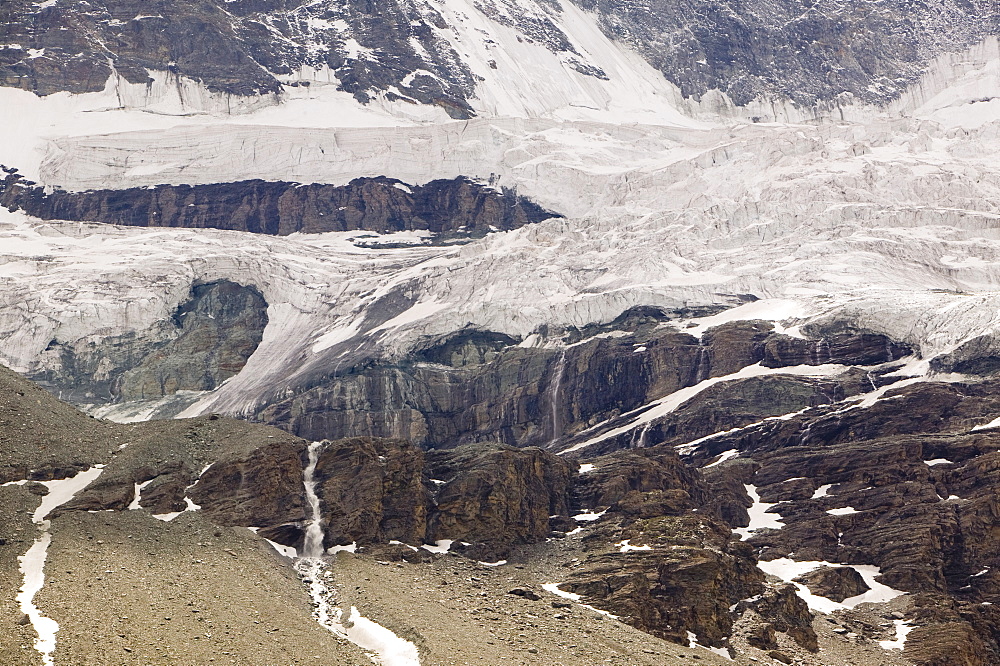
[542,582,581,601]
[17,465,105,666]
[878,619,913,651]
[757,559,906,613]
[617,540,652,553]
[734,485,784,540]
[421,539,454,554]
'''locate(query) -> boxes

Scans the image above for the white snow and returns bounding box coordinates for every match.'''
[827,507,859,516]
[972,416,1000,431]
[681,299,806,338]
[17,533,58,666]
[327,542,358,555]
[7,8,1000,468]
[563,364,845,454]
[811,484,833,499]
[32,465,105,523]
[16,465,105,666]
[924,458,953,466]
[128,479,153,510]
[478,559,507,566]
[542,582,581,601]
[339,607,421,666]
[878,620,913,651]
[686,631,732,661]
[294,557,421,666]
[572,509,606,522]
[703,449,739,468]
[757,559,907,614]
[421,539,454,554]
[577,463,596,474]
[266,539,298,558]
[734,485,785,540]
[617,540,652,553]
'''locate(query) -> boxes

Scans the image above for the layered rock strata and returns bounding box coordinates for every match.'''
[0,168,555,237]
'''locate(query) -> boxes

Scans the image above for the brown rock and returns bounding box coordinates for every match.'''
[189,440,308,528]
[314,437,430,547]
[793,565,869,602]
[562,514,765,648]
[427,443,572,556]
[744,584,818,652]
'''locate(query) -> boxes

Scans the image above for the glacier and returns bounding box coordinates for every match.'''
[4,5,1000,425]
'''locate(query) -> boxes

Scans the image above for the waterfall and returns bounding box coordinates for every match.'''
[696,344,710,382]
[548,350,566,446]
[292,441,421,665]
[302,440,327,559]
[815,338,830,364]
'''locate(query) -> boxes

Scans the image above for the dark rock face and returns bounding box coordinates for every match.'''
[738,584,817,652]
[930,334,1000,376]
[0,0,596,116]
[31,279,267,405]
[680,376,1000,664]
[562,513,764,648]
[574,0,997,109]
[189,440,308,527]
[0,169,556,237]
[254,314,911,451]
[119,281,268,400]
[792,565,869,603]
[572,447,709,518]
[426,443,573,550]
[313,437,430,547]
[762,333,910,368]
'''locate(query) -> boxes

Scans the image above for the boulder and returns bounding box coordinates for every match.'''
[793,565,869,602]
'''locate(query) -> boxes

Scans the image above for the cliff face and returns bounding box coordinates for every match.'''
[0,169,555,237]
[252,315,909,450]
[30,280,267,405]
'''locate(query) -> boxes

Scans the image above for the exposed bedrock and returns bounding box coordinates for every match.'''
[0,169,556,237]
[562,513,768,649]
[255,312,912,450]
[29,279,267,405]
[680,377,1000,664]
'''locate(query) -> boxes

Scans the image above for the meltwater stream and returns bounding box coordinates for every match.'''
[293,442,420,666]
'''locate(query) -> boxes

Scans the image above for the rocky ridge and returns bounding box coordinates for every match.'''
[1,0,996,117]
[0,168,555,237]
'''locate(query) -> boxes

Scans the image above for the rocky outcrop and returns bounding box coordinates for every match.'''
[930,334,1000,376]
[736,584,817,652]
[30,279,267,405]
[793,566,869,603]
[562,513,764,648]
[119,281,268,400]
[572,447,709,518]
[676,376,1000,664]
[426,443,573,554]
[762,332,910,368]
[0,169,556,237]
[189,440,308,527]
[313,437,430,548]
